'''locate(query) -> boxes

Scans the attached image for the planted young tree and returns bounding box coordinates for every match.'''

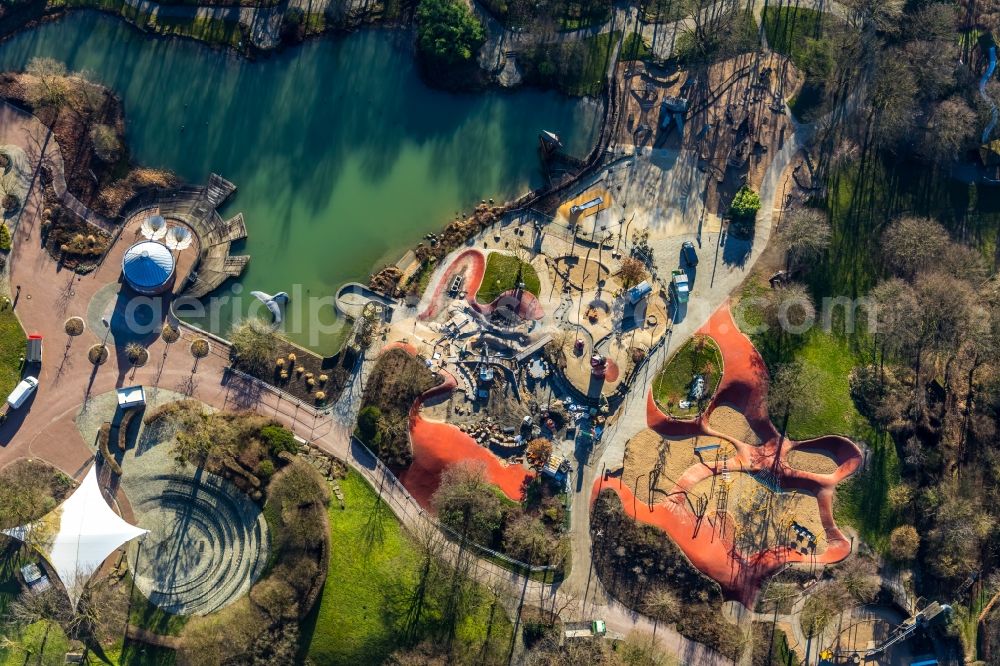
[230,319,276,375]
[728,185,761,238]
[618,256,646,287]
[125,341,147,368]
[525,437,553,470]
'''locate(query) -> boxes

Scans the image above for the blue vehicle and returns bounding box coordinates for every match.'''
[682,240,698,267]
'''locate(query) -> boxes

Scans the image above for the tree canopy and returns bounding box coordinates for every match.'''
[416,0,486,69]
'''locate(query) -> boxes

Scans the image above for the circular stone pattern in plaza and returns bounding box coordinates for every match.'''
[127,465,270,615]
[75,390,269,616]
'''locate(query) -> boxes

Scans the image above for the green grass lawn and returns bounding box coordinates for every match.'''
[762,7,826,66]
[0,620,71,665]
[303,471,512,665]
[128,583,188,637]
[621,32,653,62]
[780,330,866,440]
[476,253,540,303]
[652,335,722,417]
[526,31,618,96]
[0,307,25,402]
[762,6,846,120]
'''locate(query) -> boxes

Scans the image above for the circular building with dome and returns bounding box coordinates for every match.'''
[122,241,175,295]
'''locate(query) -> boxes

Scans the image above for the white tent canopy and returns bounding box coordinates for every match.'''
[2,465,147,608]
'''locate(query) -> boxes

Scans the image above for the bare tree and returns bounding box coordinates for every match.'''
[922,96,976,163]
[779,208,831,272]
[24,58,69,110]
[881,216,950,279]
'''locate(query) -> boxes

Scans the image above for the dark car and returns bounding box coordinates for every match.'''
[681,241,698,267]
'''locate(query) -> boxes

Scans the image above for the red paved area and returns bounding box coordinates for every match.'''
[383,351,531,508]
[470,289,545,321]
[419,249,485,320]
[420,248,544,322]
[600,303,863,606]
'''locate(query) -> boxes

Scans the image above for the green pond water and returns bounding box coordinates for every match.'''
[0,12,602,353]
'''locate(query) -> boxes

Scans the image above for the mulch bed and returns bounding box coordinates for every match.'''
[247,339,355,407]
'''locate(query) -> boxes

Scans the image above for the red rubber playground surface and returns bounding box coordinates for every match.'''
[595,303,863,606]
[419,248,544,322]
[384,343,531,508]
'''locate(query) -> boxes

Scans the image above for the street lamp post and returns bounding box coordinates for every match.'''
[101,317,112,347]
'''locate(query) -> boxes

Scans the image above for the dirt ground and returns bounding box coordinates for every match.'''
[618,53,804,217]
[687,473,826,556]
[623,429,736,504]
[708,403,763,445]
[550,256,610,291]
[786,447,839,475]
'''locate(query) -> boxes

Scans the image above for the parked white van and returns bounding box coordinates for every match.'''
[6,376,38,410]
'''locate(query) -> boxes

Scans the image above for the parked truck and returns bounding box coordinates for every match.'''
[564,620,607,640]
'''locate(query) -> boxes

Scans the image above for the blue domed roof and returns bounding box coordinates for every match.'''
[122,241,174,289]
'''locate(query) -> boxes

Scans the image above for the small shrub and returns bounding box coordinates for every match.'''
[296,366,305,374]
[261,425,298,456]
[258,459,275,479]
[160,323,180,343]
[276,358,285,368]
[88,344,108,365]
[315,391,327,402]
[280,371,289,380]
[64,317,85,336]
[89,123,121,162]
[0,223,12,251]
[318,374,328,384]
[125,342,147,365]
[287,352,297,363]
[191,339,210,359]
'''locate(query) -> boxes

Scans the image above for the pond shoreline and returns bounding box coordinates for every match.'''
[0,13,612,355]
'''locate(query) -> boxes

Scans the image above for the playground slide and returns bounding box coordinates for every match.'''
[980,46,997,144]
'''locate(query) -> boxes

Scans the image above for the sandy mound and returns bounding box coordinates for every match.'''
[786,447,839,475]
[708,403,762,445]
[623,429,734,504]
[687,473,826,556]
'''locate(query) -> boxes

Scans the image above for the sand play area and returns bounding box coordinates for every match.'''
[623,428,735,504]
[708,403,763,445]
[550,256,610,291]
[687,473,826,556]
[600,305,864,603]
